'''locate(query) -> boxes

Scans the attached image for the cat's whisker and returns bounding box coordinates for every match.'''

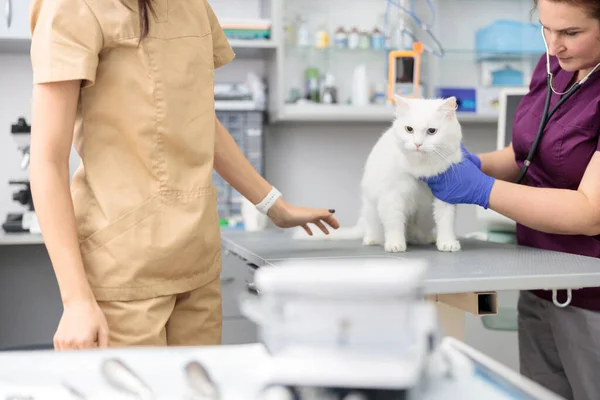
[432,149,453,167]
[433,147,457,159]
[432,149,465,188]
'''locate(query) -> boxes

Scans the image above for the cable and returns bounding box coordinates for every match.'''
[426,0,435,25]
[385,0,445,57]
[387,0,423,25]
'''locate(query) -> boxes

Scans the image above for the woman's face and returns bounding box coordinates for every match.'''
[538,0,600,73]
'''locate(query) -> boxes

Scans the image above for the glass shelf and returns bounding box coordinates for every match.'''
[285,45,388,56]
[285,45,543,62]
[230,39,277,49]
[279,103,498,123]
[444,48,544,62]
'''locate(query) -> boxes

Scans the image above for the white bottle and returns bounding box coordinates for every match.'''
[352,64,369,106]
[296,15,311,48]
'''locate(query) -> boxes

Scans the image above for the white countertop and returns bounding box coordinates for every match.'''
[0,227,241,246]
[0,231,44,246]
[0,341,562,400]
[0,344,271,400]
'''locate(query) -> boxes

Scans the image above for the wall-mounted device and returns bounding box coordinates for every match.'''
[388,41,424,100]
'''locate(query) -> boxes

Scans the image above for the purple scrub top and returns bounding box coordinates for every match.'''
[512,55,600,311]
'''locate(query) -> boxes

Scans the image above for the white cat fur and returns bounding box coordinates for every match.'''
[295,95,463,252]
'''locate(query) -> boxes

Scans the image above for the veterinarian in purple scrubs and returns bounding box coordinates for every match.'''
[422,0,600,399]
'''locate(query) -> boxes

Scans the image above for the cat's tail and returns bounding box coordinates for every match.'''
[292,216,365,241]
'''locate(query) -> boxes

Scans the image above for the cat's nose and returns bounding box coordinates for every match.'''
[415,143,422,149]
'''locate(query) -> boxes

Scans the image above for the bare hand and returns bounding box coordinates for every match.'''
[267,198,340,236]
[54,299,110,350]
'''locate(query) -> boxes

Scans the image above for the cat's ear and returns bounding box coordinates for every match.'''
[439,97,458,120]
[393,94,410,115]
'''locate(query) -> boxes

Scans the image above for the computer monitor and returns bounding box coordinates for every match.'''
[474,87,529,234]
[496,87,529,150]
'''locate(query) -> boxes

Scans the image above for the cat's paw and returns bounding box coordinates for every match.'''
[436,239,461,252]
[362,236,381,246]
[385,240,407,253]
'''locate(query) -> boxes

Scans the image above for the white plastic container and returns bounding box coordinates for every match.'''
[240,258,429,356]
[351,65,369,106]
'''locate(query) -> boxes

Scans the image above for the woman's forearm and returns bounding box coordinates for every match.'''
[479,144,521,182]
[213,118,272,204]
[489,180,600,236]
[30,81,94,305]
[31,162,94,304]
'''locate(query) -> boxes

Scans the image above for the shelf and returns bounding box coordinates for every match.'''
[456,113,498,123]
[215,100,265,111]
[279,104,498,123]
[0,38,30,53]
[444,49,544,62]
[280,104,394,122]
[0,38,277,56]
[0,232,44,246]
[229,39,277,49]
[229,39,278,58]
[283,44,543,63]
[285,45,387,55]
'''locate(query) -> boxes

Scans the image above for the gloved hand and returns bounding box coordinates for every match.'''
[421,157,495,209]
[461,143,481,170]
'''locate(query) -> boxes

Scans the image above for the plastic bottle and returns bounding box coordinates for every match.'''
[334,27,348,48]
[348,27,360,49]
[321,73,338,104]
[359,31,371,50]
[315,24,330,49]
[305,67,321,103]
[284,16,297,46]
[372,83,387,105]
[352,65,369,106]
[296,15,311,48]
[371,27,385,50]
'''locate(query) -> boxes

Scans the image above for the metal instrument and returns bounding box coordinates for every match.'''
[101,358,154,400]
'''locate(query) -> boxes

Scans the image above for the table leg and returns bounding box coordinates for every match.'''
[426,292,498,341]
[435,302,466,341]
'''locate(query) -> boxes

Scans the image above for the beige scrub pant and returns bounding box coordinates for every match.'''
[518,290,600,400]
[97,275,222,347]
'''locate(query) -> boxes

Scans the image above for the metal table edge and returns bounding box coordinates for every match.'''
[220,233,600,294]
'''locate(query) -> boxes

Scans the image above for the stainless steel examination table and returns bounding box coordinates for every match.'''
[220,229,600,339]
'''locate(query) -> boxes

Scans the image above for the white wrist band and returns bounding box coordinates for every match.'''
[255,186,282,215]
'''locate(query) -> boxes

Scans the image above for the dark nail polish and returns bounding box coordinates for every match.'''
[329,209,336,213]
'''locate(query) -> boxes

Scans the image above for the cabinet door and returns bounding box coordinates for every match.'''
[221,251,256,319]
[222,318,258,345]
[0,0,31,39]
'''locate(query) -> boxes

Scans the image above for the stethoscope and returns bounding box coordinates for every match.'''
[516,27,600,308]
[515,26,600,185]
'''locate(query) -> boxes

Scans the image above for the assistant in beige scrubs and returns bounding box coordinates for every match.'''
[28,0,339,350]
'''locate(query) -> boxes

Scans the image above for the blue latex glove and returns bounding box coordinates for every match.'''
[421,158,495,209]
[461,143,481,170]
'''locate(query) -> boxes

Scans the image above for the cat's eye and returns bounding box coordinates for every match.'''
[427,128,437,135]
[405,126,414,133]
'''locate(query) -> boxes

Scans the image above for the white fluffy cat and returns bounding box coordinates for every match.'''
[295,95,463,252]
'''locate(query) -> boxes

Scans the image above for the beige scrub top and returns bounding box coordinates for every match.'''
[29,0,235,301]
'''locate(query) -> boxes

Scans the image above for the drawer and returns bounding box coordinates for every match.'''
[220,251,257,319]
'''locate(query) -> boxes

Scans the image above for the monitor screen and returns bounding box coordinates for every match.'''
[497,88,529,150]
